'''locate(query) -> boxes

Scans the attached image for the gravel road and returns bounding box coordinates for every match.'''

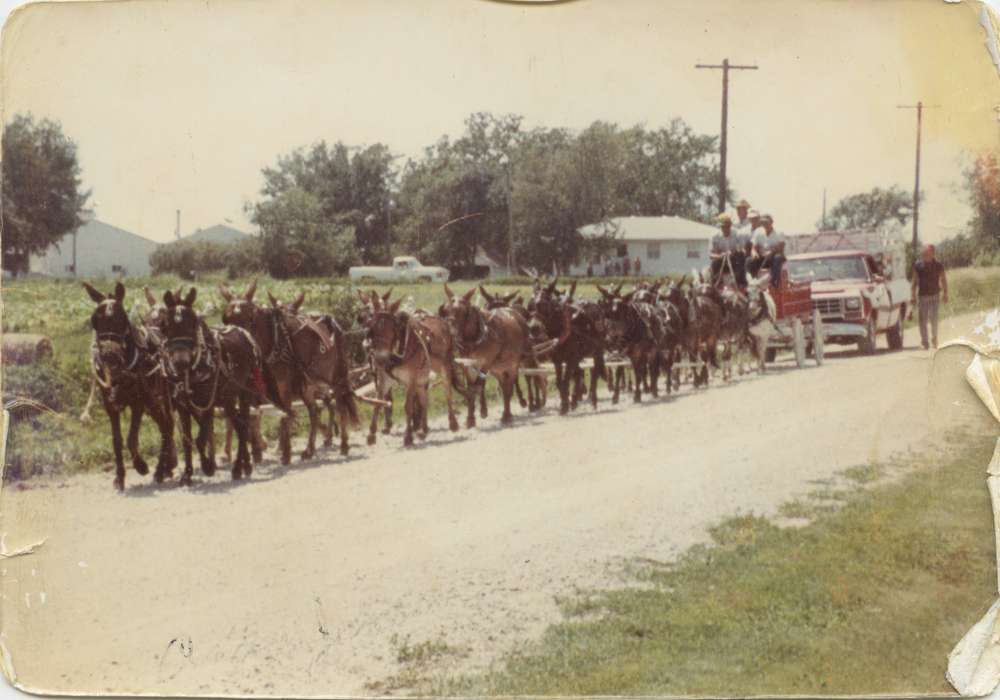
[0,314,980,696]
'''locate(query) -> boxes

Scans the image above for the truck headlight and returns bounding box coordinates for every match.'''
[845,297,861,310]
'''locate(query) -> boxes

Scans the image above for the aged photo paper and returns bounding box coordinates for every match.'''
[2,0,1000,696]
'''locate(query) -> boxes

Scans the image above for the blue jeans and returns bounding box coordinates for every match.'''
[918,294,940,348]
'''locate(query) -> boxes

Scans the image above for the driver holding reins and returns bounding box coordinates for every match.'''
[709,212,749,289]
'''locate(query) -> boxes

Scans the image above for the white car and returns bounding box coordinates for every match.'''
[348,256,450,283]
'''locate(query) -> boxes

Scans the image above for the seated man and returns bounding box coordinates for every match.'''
[749,213,785,288]
[709,213,748,288]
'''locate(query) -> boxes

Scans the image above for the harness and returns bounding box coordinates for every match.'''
[160,322,222,416]
[90,324,161,392]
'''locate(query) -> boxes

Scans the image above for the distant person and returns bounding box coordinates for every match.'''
[586,261,594,277]
[634,256,641,276]
[623,256,631,276]
[911,244,948,350]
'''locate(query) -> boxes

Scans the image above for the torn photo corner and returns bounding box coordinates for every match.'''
[3,0,1000,696]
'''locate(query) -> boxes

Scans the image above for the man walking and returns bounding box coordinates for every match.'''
[911,244,948,349]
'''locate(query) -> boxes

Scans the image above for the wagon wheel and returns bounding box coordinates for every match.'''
[811,308,825,366]
[792,317,806,368]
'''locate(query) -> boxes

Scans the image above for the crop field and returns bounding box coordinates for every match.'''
[2,267,998,482]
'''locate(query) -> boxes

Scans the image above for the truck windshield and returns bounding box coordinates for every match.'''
[787,257,869,282]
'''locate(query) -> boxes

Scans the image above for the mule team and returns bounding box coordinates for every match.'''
[83,273,773,491]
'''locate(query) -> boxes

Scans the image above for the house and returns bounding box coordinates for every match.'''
[570,215,716,277]
[29,217,159,278]
[474,246,513,278]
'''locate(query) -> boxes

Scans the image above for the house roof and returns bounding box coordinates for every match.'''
[184,223,251,244]
[579,216,716,242]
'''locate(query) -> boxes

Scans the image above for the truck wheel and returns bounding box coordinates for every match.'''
[857,317,876,356]
[887,314,903,351]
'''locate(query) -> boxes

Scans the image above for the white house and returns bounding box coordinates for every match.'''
[29,217,159,278]
[570,215,716,277]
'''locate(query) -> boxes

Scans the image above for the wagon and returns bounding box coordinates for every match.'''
[756,268,825,368]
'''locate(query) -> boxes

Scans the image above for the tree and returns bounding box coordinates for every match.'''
[255,140,395,265]
[819,186,915,232]
[965,152,1000,251]
[393,113,522,270]
[2,114,90,275]
[249,187,360,278]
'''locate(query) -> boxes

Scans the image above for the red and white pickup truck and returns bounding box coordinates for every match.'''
[785,231,910,354]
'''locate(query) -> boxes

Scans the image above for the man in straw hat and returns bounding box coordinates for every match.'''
[733,199,753,237]
[748,213,785,288]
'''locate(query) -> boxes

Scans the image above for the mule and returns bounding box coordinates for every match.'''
[686,276,724,387]
[526,278,604,415]
[265,290,361,457]
[361,292,465,446]
[443,285,535,426]
[83,282,176,491]
[143,287,268,464]
[478,286,545,412]
[159,288,262,484]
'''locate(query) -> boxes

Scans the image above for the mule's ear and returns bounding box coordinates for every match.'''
[597,284,609,299]
[389,298,403,314]
[267,290,279,308]
[113,282,126,302]
[356,289,369,303]
[218,284,234,302]
[183,287,197,307]
[478,285,494,302]
[382,288,393,303]
[613,282,623,296]
[144,286,157,306]
[567,280,577,300]
[462,287,475,302]
[244,278,257,301]
[291,290,305,312]
[370,290,383,311]
[444,283,454,300]
[163,290,176,307]
[547,276,559,294]
[82,282,105,304]
[503,290,518,303]
[622,290,635,302]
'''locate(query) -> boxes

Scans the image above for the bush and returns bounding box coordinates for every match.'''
[150,237,264,278]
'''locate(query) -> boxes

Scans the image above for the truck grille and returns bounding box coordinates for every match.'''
[813,298,843,319]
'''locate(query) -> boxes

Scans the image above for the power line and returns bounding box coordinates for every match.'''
[695,58,759,213]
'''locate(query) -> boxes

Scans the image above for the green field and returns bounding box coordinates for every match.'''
[2,267,999,482]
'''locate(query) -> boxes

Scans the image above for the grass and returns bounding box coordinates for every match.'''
[2,267,999,482]
[364,634,469,694]
[437,434,997,696]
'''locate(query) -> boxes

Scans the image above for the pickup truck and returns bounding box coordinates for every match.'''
[786,249,910,354]
[349,256,450,284]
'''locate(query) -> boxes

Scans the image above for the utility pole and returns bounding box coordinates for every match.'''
[897,101,938,257]
[695,58,758,213]
[822,188,827,231]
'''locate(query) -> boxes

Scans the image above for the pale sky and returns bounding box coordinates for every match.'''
[3,0,1000,244]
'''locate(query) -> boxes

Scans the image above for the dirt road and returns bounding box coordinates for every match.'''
[0,315,983,696]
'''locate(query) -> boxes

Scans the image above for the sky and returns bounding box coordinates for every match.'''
[2,0,1000,245]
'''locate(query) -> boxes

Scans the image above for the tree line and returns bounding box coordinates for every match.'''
[4,111,999,278]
